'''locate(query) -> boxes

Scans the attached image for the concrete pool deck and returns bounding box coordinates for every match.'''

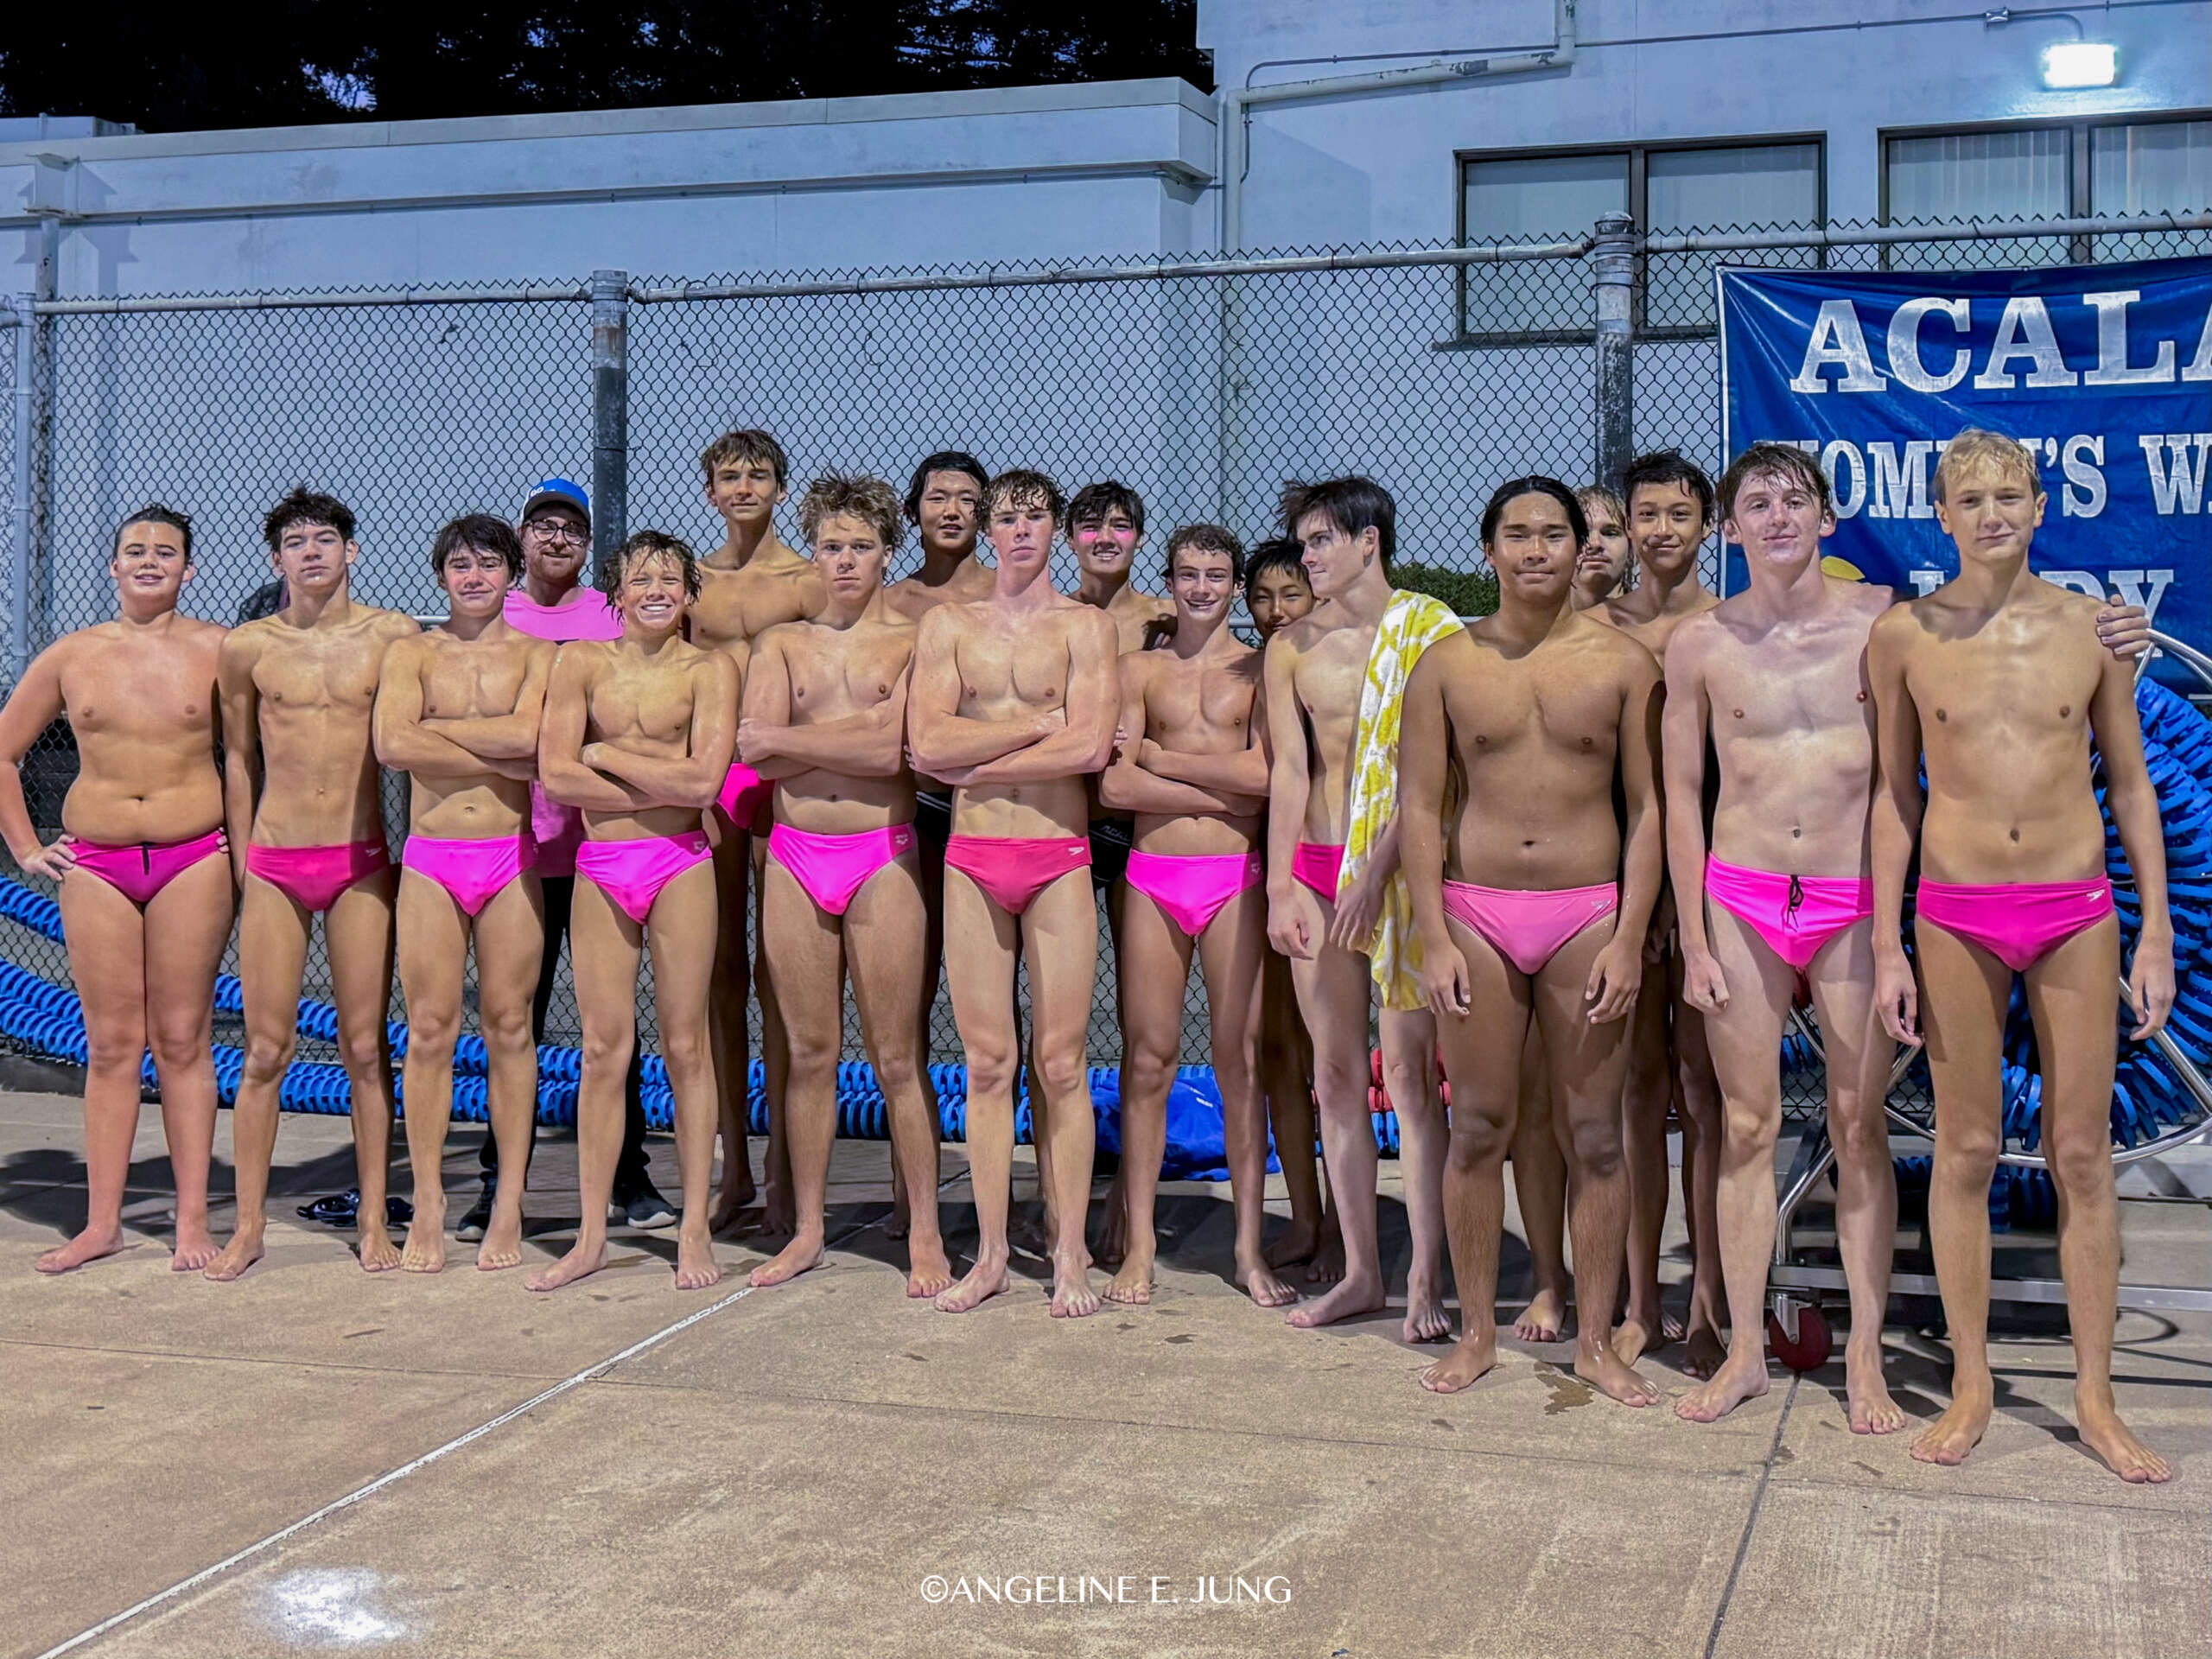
[3,1087,2205,1658]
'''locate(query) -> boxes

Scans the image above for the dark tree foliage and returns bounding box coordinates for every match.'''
[0,2,1211,134]
[0,4,364,133]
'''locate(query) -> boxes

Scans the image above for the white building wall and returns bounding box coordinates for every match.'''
[1198,0,2209,248]
[1,82,1217,297]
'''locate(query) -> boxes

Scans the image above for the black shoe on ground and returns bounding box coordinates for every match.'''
[296,1189,414,1228]
[611,1178,678,1231]
[454,1181,495,1242]
[297,1188,357,1226]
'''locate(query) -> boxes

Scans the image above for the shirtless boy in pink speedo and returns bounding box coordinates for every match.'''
[376,515,553,1274]
[210,488,419,1280]
[0,505,232,1273]
[531,531,735,1294]
[1871,429,2175,1483]
[739,473,952,1298]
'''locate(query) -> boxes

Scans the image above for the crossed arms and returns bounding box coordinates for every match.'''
[906,607,1118,785]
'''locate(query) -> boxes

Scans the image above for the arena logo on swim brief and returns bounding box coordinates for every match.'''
[1718,257,2209,685]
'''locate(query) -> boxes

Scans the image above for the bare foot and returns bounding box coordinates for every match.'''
[675,1224,722,1291]
[1103,1251,1154,1306]
[1264,1217,1319,1269]
[887,1191,911,1242]
[1617,1295,1682,1363]
[358,1223,403,1274]
[1421,1330,1497,1394]
[1402,1277,1452,1344]
[1682,1321,1728,1381]
[1612,1305,1681,1365]
[710,1150,756,1234]
[1512,1287,1568,1344]
[1844,1340,1905,1434]
[1096,1189,1129,1268]
[904,1237,955,1299]
[1909,1385,1991,1466]
[399,1204,446,1274]
[35,1225,126,1274]
[1303,1227,1345,1287]
[202,1230,264,1282]
[2075,1394,2172,1484]
[1676,1353,1770,1422]
[749,1230,825,1287]
[1286,1269,1386,1330]
[171,1222,219,1273]
[760,1180,797,1241]
[526,1237,607,1293]
[475,1209,524,1273]
[936,1254,1008,1313]
[1577,1344,1661,1407]
[1050,1249,1100,1319]
[1236,1255,1299,1309]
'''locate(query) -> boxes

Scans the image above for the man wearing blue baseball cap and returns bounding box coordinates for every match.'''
[454,478,676,1239]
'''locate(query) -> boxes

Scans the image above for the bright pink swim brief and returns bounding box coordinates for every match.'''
[402,834,537,917]
[1291,842,1344,904]
[1916,877,2113,974]
[943,834,1090,916]
[575,831,715,925]
[717,762,773,833]
[245,839,391,913]
[69,829,227,906]
[1704,857,1872,974]
[767,822,915,917]
[1124,849,1262,939]
[1440,879,1618,977]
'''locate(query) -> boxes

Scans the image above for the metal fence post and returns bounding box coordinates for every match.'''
[1592,212,1637,487]
[8,297,36,688]
[589,270,629,570]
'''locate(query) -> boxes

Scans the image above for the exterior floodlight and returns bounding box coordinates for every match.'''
[2041,41,2118,87]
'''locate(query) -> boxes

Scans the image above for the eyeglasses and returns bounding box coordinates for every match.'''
[524,520,588,545]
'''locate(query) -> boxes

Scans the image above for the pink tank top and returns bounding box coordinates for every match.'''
[503,588,624,874]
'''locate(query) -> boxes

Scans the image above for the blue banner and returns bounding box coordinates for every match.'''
[1718,257,2210,662]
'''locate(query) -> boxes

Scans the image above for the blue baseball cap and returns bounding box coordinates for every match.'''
[521,477,589,523]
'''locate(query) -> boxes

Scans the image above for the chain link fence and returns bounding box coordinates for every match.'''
[1,213,2206,1114]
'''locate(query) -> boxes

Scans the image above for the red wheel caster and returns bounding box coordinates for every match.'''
[1767,1296,1831,1372]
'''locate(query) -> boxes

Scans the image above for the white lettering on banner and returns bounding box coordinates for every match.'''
[1866,441,1936,519]
[1790,300,1888,393]
[2107,569,2176,625]
[1821,439,1867,517]
[2082,292,2179,385]
[1778,291,2202,394]
[1974,297,2079,391]
[1910,569,1947,595]
[1887,297,1974,393]
[2061,434,2107,518]
[2139,435,2212,513]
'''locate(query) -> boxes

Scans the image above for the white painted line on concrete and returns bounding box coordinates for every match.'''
[32,1280,760,1658]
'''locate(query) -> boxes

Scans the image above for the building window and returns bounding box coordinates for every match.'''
[1458,138,1822,339]
[1883,114,2211,266]
[2093,116,2211,258]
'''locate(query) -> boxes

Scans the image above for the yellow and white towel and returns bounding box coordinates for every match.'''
[1336,588,1464,1009]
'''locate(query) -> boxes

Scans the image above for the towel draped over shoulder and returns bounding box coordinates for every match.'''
[1335,589,1464,1010]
